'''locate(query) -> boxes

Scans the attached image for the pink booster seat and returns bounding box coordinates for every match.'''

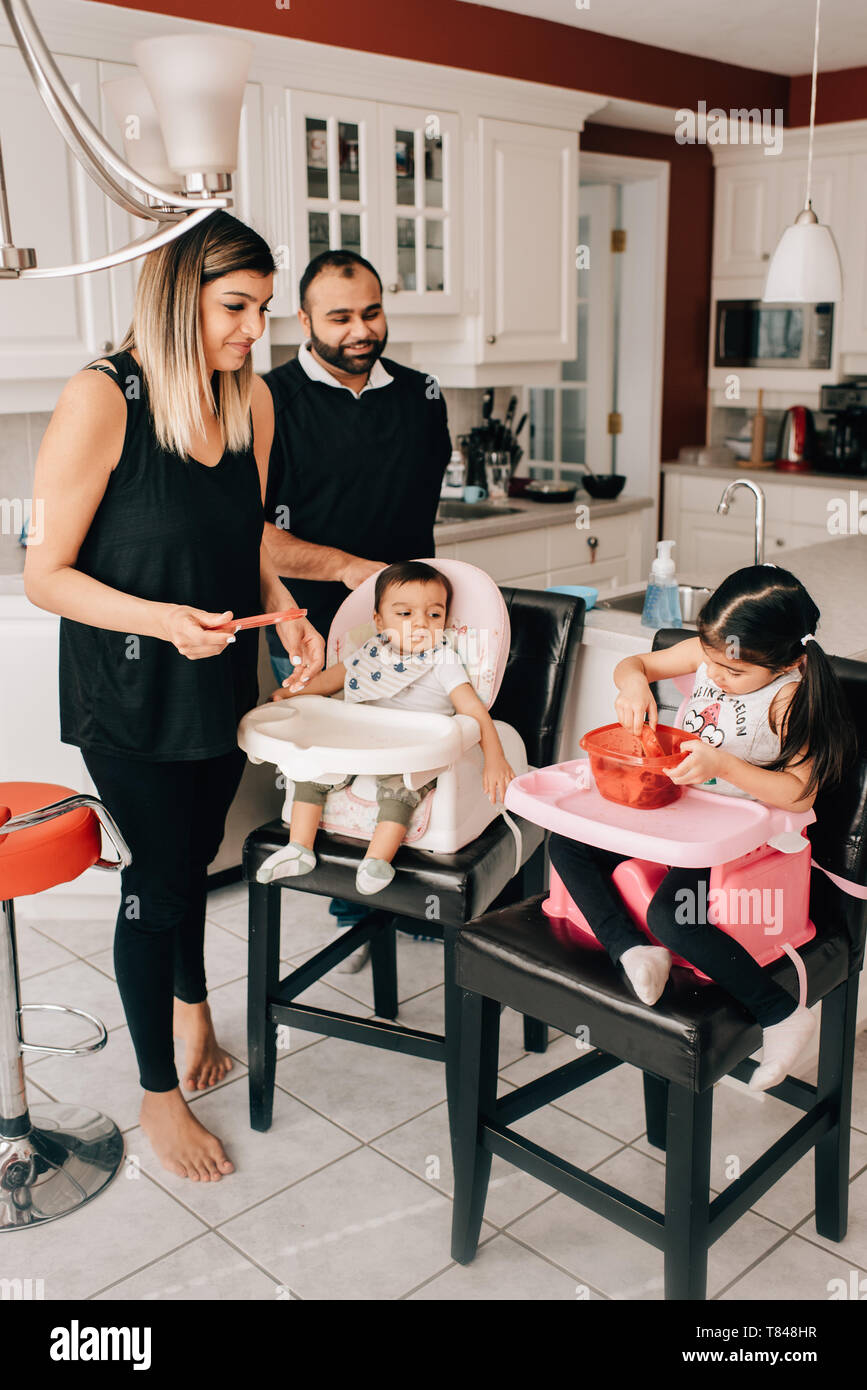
[540,672,816,982]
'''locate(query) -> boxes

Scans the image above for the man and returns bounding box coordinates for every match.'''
[263,250,452,960]
[263,249,451,682]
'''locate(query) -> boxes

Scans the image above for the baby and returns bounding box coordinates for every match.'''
[258,560,515,895]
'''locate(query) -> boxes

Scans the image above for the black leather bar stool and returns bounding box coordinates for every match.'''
[242,588,584,1132]
[448,651,867,1299]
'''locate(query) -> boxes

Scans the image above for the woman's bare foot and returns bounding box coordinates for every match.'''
[140,1088,235,1181]
[173,998,234,1091]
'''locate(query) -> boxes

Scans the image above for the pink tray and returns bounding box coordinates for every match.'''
[504,759,815,868]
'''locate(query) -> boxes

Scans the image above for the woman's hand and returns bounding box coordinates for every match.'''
[665,742,726,786]
[159,605,238,659]
[483,754,516,806]
[275,615,325,692]
[615,676,657,736]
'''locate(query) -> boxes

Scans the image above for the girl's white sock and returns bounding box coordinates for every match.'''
[255,841,316,883]
[749,1005,817,1092]
[619,944,672,1005]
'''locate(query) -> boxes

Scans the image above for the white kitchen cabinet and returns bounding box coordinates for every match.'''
[477,118,577,363]
[444,509,643,590]
[712,162,780,279]
[378,103,461,315]
[841,153,867,354]
[0,47,113,384]
[775,155,850,259]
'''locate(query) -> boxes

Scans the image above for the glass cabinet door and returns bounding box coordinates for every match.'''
[378,104,461,314]
[288,94,380,313]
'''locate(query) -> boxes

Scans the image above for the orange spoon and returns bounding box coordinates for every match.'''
[213,607,306,633]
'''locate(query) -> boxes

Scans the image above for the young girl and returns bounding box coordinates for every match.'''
[549,565,856,1093]
[257,560,516,894]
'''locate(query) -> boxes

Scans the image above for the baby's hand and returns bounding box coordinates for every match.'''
[483,756,516,806]
[269,684,299,702]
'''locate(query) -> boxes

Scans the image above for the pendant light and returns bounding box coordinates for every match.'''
[763,0,842,303]
[0,0,252,279]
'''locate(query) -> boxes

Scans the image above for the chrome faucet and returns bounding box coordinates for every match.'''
[716,478,766,565]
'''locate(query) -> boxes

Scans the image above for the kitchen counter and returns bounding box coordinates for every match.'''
[585,533,867,661]
[433,492,653,544]
[662,459,867,490]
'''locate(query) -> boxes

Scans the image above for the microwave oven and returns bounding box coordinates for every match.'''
[714,300,833,370]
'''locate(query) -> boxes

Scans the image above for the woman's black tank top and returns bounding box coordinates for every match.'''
[59,349,264,761]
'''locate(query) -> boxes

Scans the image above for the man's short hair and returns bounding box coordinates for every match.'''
[299,249,383,314]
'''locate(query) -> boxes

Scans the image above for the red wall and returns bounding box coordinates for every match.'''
[97,0,790,117]
[790,67,867,125]
[580,124,714,462]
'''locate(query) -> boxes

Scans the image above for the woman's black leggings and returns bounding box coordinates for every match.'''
[82,746,247,1092]
[547,834,797,1027]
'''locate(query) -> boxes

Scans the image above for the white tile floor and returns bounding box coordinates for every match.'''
[9,880,867,1301]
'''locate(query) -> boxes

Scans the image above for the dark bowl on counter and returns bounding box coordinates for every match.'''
[524,480,578,503]
[580,474,627,500]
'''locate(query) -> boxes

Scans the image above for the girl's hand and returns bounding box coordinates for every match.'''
[665,742,725,786]
[615,677,657,736]
[276,616,325,693]
[483,755,516,805]
[160,605,238,660]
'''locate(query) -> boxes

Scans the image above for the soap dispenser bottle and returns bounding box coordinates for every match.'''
[641,539,683,630]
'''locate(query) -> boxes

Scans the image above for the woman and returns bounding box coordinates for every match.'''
[24,212,324,1182]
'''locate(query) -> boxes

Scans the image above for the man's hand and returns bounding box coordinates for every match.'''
[340,556,388,590]
[275,616,325,692]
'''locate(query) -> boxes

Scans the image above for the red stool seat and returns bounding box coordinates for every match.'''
[0,783,102,899]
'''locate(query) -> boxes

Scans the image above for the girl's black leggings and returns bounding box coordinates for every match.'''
[82,746,247,1092]
[547,834,797,1027]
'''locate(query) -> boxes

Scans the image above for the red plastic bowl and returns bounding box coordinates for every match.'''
[578,722,700,809]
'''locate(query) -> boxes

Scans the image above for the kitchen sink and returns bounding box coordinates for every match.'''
[435,500,522,521]
[596,584,713,623]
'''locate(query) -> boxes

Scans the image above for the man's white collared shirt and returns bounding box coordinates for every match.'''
[297,341,393,398]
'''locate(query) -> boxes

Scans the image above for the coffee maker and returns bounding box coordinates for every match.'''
[818,380,867,476]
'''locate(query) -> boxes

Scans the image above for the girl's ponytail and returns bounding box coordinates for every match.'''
[765,635,856,798]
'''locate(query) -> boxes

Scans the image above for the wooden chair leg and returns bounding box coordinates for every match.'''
[247,880,281,1133]
[815,973,859,1241]
[369,911,398,1020]
[450,990,500,1264]
[643,1072,669,1151]
[663,1082,713,1300]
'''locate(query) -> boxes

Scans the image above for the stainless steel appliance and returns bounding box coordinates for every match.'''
[774,405,817,473]
[714,300,833,370]
[818,380,867,476]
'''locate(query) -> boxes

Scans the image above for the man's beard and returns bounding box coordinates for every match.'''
[309,324,388,375]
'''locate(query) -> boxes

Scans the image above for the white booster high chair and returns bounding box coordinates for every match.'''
[238,559,529,856]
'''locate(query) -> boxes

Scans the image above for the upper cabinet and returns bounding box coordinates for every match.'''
[840,153,867,354]
[712,162,780,279]
[377,103,462,316]
[477,118,577,363]
[0,46,113,388]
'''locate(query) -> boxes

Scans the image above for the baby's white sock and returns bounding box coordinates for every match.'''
[619,945,672,1005]
[255,841,316,884]
[749,1005,817,1092]
[356,858,396,896]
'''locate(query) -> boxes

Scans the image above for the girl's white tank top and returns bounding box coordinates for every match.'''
[675,660,801,797]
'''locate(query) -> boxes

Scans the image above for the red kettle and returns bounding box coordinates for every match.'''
[774,406,816,473]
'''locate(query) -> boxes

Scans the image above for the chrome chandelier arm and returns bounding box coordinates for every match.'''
[22,206,223,279]
[3,0,228,219]
[1,794,132,870]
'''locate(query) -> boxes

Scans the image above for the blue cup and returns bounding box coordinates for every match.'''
[463,485,487,503]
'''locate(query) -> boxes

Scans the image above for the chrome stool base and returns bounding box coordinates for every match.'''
[0,1103,124,1231]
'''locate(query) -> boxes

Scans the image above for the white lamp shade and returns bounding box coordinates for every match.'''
[763,219,843,303]
[102,75,184,193]
[133,34,253,176]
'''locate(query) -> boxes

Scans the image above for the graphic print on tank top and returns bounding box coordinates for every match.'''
[676,660,802,796]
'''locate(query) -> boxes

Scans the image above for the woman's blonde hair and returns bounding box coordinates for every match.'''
[116,211,275,459]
